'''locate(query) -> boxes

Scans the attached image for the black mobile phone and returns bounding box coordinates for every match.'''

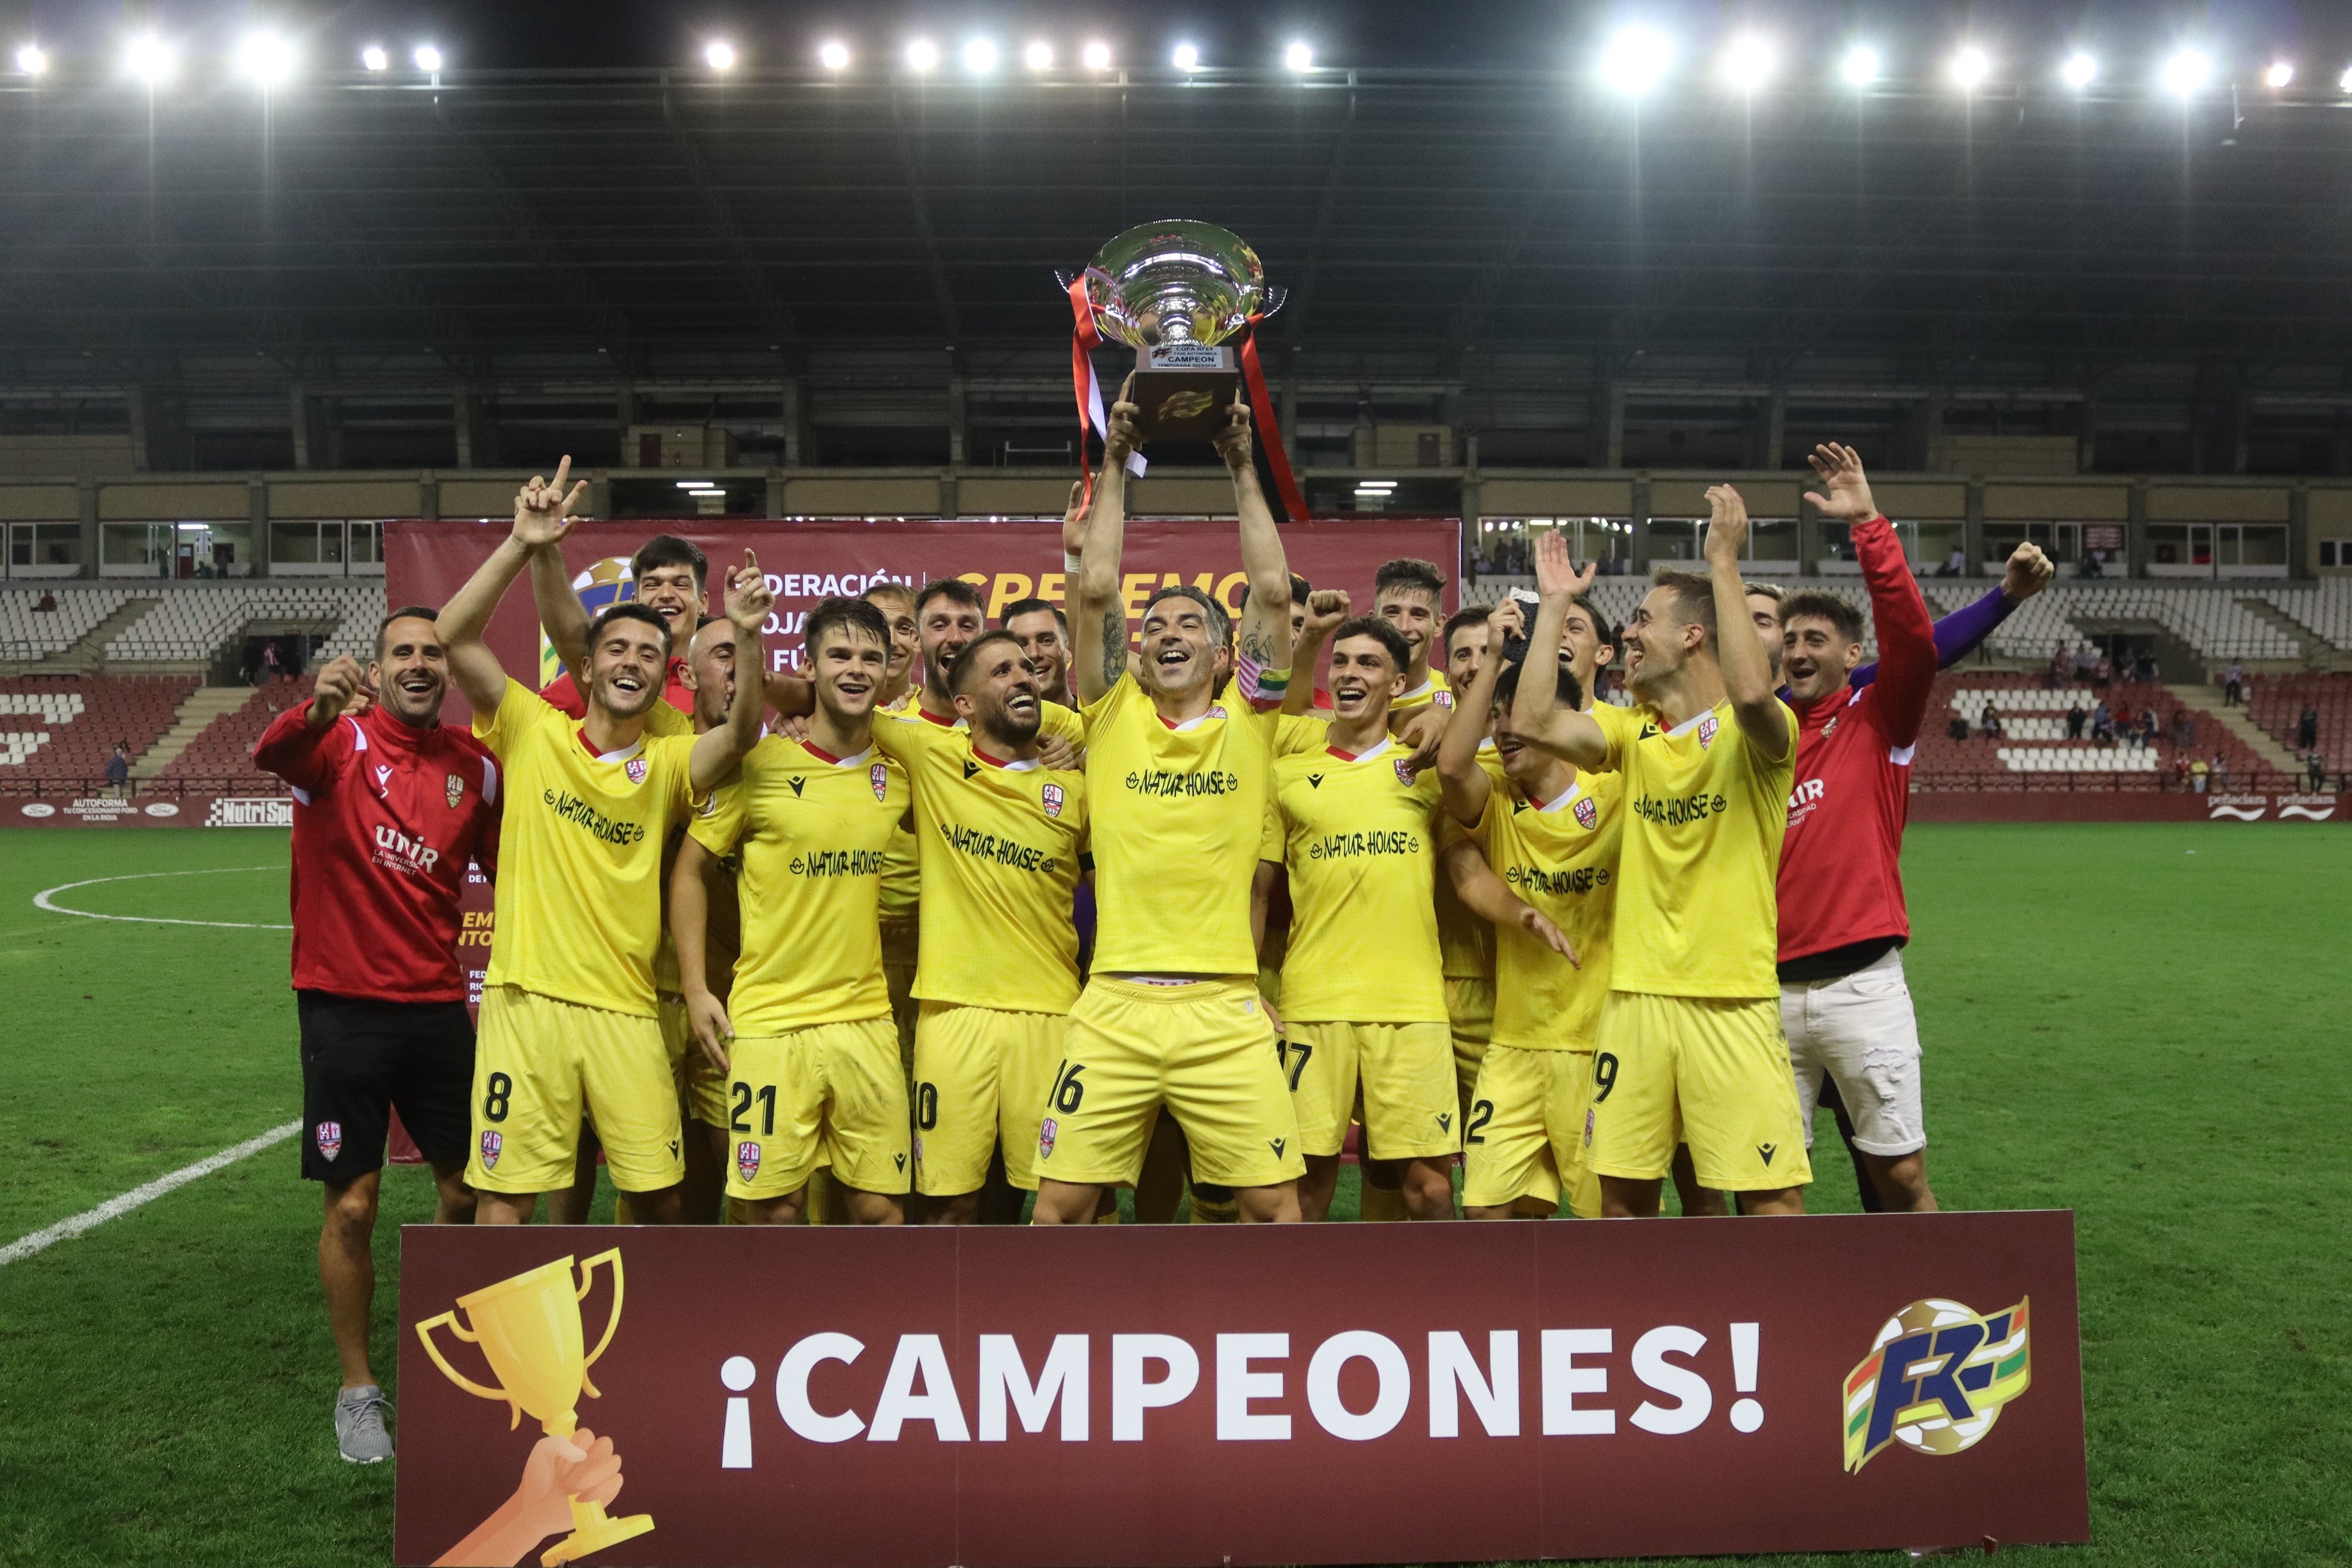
[1502,587,1540,664]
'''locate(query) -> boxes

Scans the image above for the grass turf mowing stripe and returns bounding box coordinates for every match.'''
[0,1120,300,1266]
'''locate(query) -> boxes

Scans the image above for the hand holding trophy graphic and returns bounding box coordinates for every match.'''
[417,1250,655,1567]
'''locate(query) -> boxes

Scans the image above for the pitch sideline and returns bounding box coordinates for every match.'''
[32,864,292,930]
[0,1120,302,1267]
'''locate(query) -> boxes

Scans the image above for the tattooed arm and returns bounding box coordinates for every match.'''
[1073,378,1142,707]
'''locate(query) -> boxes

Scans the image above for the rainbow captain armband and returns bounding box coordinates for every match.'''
[1235,656,1291,711]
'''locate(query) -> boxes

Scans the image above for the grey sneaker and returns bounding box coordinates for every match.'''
[335,1384,394,1464]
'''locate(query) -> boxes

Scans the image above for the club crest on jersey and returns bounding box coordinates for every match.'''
[478,1130,502,1170]
[1208,704,1228,721]
[1394,760,1417,786]
[1434,690,1456,710]
[1038,1117,1058,1160]
[736,1141,761,1183]
[1697,714,1720,749]
[1844,1297,2032,1474]
[625,757,649,785]
[1822,715,1840,738]
[1040,782,1066,818]
[870,762,890,802]
[1575,796,1599,830]
[445,772,464,810]
[314,1121,342,1162]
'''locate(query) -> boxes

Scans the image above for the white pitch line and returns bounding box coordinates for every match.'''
[33,864,291,930]
[0,1120,300,1267]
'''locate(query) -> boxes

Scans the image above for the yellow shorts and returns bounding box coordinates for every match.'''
[658,995,729,1129]
[1585,991,1813,1192]
[1283,1020,1460,1162]
[881,923,920,1077]
[1444,975,1496,1117]
[467,985,682,1195]
[912,1001,1062,1195]
[1462,1043,1599,1217]
[726,1017,910,1201]
[1038,977,1305,1190]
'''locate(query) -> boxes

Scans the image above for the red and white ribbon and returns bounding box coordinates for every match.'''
[1067,273,1147,509]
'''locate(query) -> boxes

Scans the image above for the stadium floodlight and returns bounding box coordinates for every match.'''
[704,40,737,71]
[2264,60,2294,88]
[818,40,850,71]
[360,44,389,72]
[1717,32,1777,94]
[673,479,713,489]
[123,32,176,85]
[2342,64,2352,94]
[1024,40,1053,71]
[1597,25,1674,97]
[14,43,48,76]
[962,38,998,74]
[1172,42,1200,72]
[1284,41,1313,72]
[2060,51,2096,90]
[1947,45,1991,91]
[235,31,296,87]
[1081,41,1112,71]
[413,44,444,73]
[1838,45,1880,87]
[906,38,939,72]
[2160,48,2213,98]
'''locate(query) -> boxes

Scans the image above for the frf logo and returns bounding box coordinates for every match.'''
[1843,1297,2030,1473]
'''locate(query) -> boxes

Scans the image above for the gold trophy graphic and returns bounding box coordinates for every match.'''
[416,1250,655,1566]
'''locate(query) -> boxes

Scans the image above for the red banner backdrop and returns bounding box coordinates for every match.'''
[395,1213,2086,1566]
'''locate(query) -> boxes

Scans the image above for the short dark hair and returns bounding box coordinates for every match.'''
[588,601,672,654]
[1649,569,1717,644]
[916,577,985,617]
[1235,574,1310,616]
[1000,598,1069,635]
[804,595,890,653]
[1144,584,1229,647]
[632,535,707,596]
[378,605,441,657]
[1441,605,1490,660]
[1564,594,1612,655]
[1781,591,1866,645]
[1492,656,1582,714]
[949,629,1028,694]
[1375,557,1446,602]
[1330,615,1411,673]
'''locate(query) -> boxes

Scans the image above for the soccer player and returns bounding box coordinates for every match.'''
[438,458,772,1225]
[1374,557,1455,712]
[1437,593,1621,1220]
[256,613,500,1462]
[537,534,705,716]
[864,581,922,710]
[673,597,912,1225]
[1512,493,1812,1218]
[1002,597,1074,706]
[869,629,1087,1222]
[1434,606,1504,1116]
[1029,384,1306,1224]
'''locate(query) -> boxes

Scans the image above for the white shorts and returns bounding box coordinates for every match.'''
[1780,947,1926,1158]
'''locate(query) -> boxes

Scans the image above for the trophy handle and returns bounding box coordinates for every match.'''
[415,1309,523,1430]
[574,1248,625,1401]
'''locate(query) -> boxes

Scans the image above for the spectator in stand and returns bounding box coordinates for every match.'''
[1978,701,2002,740]
[1944,545,1967,577]
[2065,699,2087,740]
[2072,641,2096,681]
[2048,642,2068,689]
[2223,661,2244,706]
[2093,651,2113,688]
[2113,702,2135,746]
[104,742,130,797]
[34,590,57,612]
[2297,705,2320,750]
[2211,752,2230,791]
[1947,712,1970,743]
[2172,707,2196,751]
[2191,756,2210,793]
[2090,701,2113,745]
[2308,752,2330,793]
[261,640,282,685]
[2080,548,2105,579]
[2172,755,2191,791]
[2139,708,2158,748]
[2137,652,2159,683]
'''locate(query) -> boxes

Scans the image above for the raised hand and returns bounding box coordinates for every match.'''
[1703,483,1751,566]
[1104,373,1145,463]
[1533,529,1596,600]
[1485,596,1526,644]
[308,655,364,728]
[2001,541,2056,603]
[1802,442,1877,523]
[512,455,588,547]
[1060,479,1089,558]
[725,549,773,633]
[1302,588,1351,640]
[1210,387,1254,471]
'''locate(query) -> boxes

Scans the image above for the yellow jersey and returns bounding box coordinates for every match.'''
[474,679,699,1017]
[1469,771,1622,1050]
[689,734,910,1032]
[871,710,1088,1012]
[1435,741,1508,982]
[1589,698,1794,1000]
[1268,720,1448,1023]
[875,695,1081,930]
[1082,673,1279,976]
[1392,666,1455,715]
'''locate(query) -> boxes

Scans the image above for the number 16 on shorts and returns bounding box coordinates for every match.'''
[1037,1058,1085,1161]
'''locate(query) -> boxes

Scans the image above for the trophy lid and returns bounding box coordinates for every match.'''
[1078,220,1270,349]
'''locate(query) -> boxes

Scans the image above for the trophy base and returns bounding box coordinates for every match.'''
[1132,344,1241,442]
[541,1503,655,1567]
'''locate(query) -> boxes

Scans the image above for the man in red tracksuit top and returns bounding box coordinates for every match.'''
[254,607,502,1465]
[1774,444,1941,1214]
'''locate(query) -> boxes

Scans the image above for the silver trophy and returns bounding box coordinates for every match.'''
[1071,220,1282,441]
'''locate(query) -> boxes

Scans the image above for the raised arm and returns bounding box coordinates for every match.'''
[1704,483,1789,761]
[438,458,586,714]
[528,541,590,683]
[1804,444,1937,746]
[1215,392,1294,685]
[1072,378,1142,706]
[688,551,774,795]
[1515,531,1608,769]
[1283,589,1349,715]
[1438,599,1519,827]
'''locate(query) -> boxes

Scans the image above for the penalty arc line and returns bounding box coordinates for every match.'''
[0,1120,301,1267]
[32,864,292,930]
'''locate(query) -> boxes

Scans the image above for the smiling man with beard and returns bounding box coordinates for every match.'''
[255,609,503,1463]
[866,629,1088,1223]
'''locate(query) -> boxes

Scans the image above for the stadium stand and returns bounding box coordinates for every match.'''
[2256,579,2352,655]
[157,678,318,789]
[1910,675,2277,791]
[99,580,386,664]
[0,586,140,661]
[2246,673,2352,783]
[0,673,199,790]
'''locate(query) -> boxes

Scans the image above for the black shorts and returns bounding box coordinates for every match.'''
[297,990,475,1182]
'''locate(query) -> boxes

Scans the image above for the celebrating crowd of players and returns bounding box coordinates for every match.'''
[265,391,2055,1461]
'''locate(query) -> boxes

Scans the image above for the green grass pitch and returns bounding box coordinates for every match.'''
[1,824,2346,1567]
